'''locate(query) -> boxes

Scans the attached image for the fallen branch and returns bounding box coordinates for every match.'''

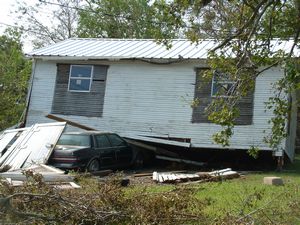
[0,191,56,221]
[235,192,285,223]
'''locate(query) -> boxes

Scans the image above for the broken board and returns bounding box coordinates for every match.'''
[0,122,66,171]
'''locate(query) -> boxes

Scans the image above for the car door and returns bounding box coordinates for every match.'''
[94,134,116,168]
[107,134,132,166]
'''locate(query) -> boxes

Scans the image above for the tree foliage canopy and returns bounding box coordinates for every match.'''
[0,30,31,130]
[78,0,161,38]
[15,0,80,48]
[153,0,300,150]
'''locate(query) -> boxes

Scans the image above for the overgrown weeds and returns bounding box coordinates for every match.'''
[0,172,205,224]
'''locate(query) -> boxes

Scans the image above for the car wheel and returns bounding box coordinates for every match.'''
[87,159,100,172]
[134,152,144,169]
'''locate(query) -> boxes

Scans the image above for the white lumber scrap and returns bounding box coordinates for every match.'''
[153,168,240,183]
[208,168,232,176]
[153,171,200,183]
[69,182,81,188]
[209,168,239,179]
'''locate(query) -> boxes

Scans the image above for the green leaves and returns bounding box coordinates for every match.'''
[77,0,177,39]
[264,59,300,150]
[0,31,31,130]
[207,98,239,147]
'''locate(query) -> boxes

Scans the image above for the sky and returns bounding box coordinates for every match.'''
[0,0,43,52]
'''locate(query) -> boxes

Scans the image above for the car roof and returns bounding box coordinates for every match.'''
[62,131,115,135]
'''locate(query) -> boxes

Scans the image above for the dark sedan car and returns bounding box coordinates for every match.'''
[48,132,141,172]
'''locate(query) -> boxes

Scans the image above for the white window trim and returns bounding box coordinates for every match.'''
[211,73,236,97]
[68,65,94,92]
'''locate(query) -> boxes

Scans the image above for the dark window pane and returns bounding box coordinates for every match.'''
[57,134,91,146]
[70,65,92,78]
[95,135,111,148]
[69,79,91,91]
[212,82,235,96]
[107,134,126,147]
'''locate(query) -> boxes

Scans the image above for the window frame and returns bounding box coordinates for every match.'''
[68,65,94,92]
[210,71,236,98]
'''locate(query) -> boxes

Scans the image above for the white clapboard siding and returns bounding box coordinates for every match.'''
[26,60,286,154]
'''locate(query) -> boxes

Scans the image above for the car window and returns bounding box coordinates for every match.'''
[95,135,111,148]
[107,134,126,147]
[57,134,91,146]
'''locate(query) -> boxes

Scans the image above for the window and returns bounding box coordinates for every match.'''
[211,71,236,97]
[57,134,91,147]
[107,134,126,147]
[95,135,111,148]
[68,65,93,92]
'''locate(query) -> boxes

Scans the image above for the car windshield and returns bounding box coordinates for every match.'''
[57,134,91,146]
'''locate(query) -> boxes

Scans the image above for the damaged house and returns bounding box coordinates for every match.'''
[25,38,298,163]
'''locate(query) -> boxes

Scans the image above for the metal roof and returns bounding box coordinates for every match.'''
[26,38,299,60]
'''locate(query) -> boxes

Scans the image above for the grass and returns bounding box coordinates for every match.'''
[129,154,300,224]
[191,154,300,223]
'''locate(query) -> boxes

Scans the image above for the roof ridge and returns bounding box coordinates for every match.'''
[68,38,218,41]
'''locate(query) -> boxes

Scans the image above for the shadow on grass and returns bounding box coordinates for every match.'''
[284,154,300,171]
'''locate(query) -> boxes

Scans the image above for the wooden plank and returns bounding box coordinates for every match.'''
[134,170,186,177]
[153,171,201,183]
[46,114,97,131]
[0,173,74,182]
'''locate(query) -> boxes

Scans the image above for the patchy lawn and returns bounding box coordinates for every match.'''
[129,154,300,224]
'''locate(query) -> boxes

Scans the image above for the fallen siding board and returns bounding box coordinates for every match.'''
[22,123,66,168]
[0,129,26,155]
[0,128,33,167]
[126,135,191,147]
[0,122,66,171]
[0,173,74,182]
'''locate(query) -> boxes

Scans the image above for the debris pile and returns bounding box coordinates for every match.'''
[152,168,240,184]
[0,164,80,189]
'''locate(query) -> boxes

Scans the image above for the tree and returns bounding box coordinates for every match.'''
[0,30,31,130]
[77,0,179,39]
[153,0,300,151]
[14,0,178,47]
[14,0,80,48]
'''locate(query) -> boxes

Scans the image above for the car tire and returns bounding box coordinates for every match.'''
[87,159,100,172]
[133,152,144,169]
